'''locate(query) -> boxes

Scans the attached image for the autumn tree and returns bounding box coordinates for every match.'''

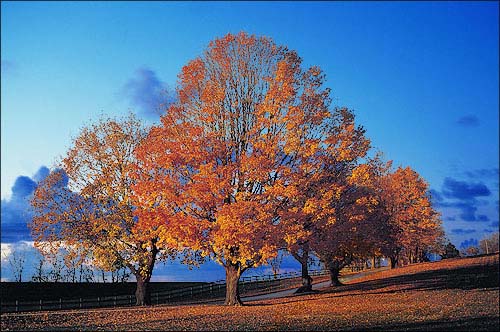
[30,115,172,305]
[281,108,370,291]
[307,156,388,287]
[375,166,444,268]
[134,32,345,305]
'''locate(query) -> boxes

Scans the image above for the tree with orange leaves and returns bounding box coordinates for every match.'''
[302,155,385,287]
[30,115,173,305]
[133,32,359,305]
[365,162,444,268]
[281,108,371,291]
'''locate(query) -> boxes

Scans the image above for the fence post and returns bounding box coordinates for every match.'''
[39,299,42,311]
[79,298,82,309]
[15,300,18,313]
[59,298,62,310]
[190,287,193,297]
[114,296,117,306]
[156,293,159,305]
[98,297,100,307]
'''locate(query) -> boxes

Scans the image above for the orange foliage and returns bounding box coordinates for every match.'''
[371,162,444,266]
[30,114,172,305]
[133,32,356,304]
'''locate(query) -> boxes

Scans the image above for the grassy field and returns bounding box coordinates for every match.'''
[1,254,498,331]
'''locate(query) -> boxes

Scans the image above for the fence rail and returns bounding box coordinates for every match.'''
[1,269,328,313]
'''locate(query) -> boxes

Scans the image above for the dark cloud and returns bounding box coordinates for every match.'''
[121,67,173,119]
[477,215,489,222]
[433,176,495,224]
[459,238,478,249]
[32,166,50,183]
[441,177,490,200]
[451,228,476,235]
[456,115,479,127]
[1,166,56,243]
[435,201,490,222]
[11,176,37,199]
[490,221,499,228]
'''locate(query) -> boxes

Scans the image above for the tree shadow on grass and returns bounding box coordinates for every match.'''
[324,262,499,296]
[245,260,499,307]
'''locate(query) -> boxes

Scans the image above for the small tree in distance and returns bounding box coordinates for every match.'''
[479,232,499,255]
[440,240,460,259]
[6,247,26,282]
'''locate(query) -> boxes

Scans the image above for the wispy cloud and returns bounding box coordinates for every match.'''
[451,228,476,235]
[464,168,499,180]
[456,114,479,127]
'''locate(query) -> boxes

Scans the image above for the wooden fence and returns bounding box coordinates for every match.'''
[1,269,328,313]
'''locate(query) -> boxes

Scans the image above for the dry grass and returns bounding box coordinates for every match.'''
[2,254,499,331]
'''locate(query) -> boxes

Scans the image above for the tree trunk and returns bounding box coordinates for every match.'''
[327,261,343,287]
[224,264,242,306]
[389,255,398,269]
[371,256,376,269]
[296,258,313,293]
[132,239,159,306]
[135,275,151,306]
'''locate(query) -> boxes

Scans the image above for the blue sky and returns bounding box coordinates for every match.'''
[1,1,498,281]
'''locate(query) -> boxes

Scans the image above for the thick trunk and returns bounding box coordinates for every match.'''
[389,255,398,269]
[328,266,342,286]
[292,249,313,293]
[132,241,158,306]
[224,264,242,306]
[327,261,343,287]
[135,275,151,306]
[296,259,313,293]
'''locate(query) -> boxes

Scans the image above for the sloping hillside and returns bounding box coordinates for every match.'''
[2,254,498,331]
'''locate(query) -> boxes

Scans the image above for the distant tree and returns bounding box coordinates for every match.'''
[479,232,499,255]
[6,248,26,282]
[47,254,65,283]
[440,241,460,259]
[376,166,444,268]
[464,246,480,257]
[32,256,48,282]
